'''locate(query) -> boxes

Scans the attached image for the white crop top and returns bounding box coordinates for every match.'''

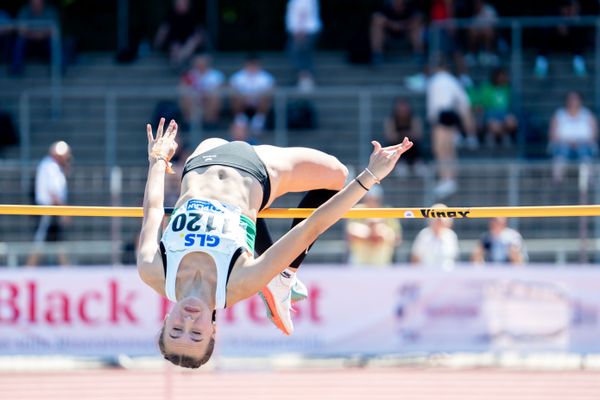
[160,198,256,308]
[554,107,594,143]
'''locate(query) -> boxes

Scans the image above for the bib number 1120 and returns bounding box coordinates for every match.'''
[171,212,231,234]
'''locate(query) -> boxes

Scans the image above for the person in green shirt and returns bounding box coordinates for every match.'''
[472,67,518,147]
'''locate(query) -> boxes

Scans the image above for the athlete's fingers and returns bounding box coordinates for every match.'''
[146,124,153,143]
[382,137,410,152]
[382,139,412,162]
[164,119,174,138]
[381,143,404,153]
[396,139,413,158]
[395,138,412,153]
[168,121,178,140]
[156,117,165,140]
[371,140,382,154]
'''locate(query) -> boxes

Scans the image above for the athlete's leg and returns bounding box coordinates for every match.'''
[253,145,348,208]
[256,189,337,335]
[253,145,347,334]
[287,189,337,269]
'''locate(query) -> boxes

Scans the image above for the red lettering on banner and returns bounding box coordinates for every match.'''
[223,307,235,323]
[27,281,36,323]
[78,291,102,325]
[45,291,71,324]
[0,278,146,326]
[0,281,19,323]
[109,280,138,324]
[308,286,322,323]
[0,278,323,327]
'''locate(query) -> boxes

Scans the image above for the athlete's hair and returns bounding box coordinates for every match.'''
[158,325,215,369]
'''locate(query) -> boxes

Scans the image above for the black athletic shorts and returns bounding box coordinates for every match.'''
[33,215,63,242]
[182,141,272,210]
[437,110,464,132]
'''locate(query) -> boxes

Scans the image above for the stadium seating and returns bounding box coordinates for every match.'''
[0,51,596,264]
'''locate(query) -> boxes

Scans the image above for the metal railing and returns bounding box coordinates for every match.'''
[0,240,120,267]
[17,85,414,190]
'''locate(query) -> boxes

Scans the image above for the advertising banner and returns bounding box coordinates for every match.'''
[0,266,599,356]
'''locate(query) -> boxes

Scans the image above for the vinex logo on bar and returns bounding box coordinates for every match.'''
[419,209,471,218]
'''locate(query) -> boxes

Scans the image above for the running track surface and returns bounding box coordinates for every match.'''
[1,368,599,400]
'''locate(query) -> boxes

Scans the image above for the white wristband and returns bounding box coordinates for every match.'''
[364,168,380,184]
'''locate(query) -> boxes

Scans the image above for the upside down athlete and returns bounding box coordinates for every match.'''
[137,118,412,368]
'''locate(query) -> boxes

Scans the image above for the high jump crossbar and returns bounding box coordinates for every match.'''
[1,204,600,219]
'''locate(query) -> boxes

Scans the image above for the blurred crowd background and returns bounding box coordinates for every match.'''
[1,0,600,268]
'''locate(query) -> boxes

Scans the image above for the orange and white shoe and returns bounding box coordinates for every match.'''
[259,269,307,335]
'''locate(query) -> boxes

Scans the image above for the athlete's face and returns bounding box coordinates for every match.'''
[162,297,215,359]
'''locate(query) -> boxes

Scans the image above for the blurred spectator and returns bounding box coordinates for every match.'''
[11,0,59,75]
[534,0,588,78]
[472,67,518,147]
[549,91,598,182]
[0,9,12,63]
[429,0,471,86]
[154,0,207,69]
[411,203,459,270]
[370,0,425,66]
[472,217,527,265]
[383,97,423,173]
[0,107,19,151]
[427,60,476,199]
[346,186,402,267]
[229,55,275,135]
[286,0,321,91]
[466,0,498,66]
[229,118,259,145]
[26,141,72,267]
[179,54,224,126]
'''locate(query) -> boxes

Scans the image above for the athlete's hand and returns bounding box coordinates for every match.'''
[147,118,178,172]
[366,137,413,181]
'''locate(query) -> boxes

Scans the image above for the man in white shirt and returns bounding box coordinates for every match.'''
[229,55,275,134]
[26,141,71,266]
[286,0,321,91]
[179,54,225,125]
[427,61,477,199]
[411,204,459,270]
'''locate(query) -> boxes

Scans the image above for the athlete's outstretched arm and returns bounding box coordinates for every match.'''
[236,138,413,298]
[137,119,178,287]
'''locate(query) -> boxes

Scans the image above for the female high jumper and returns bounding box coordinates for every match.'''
[137,118,413,368]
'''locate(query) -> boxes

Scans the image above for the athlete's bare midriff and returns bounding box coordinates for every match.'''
[177,165,265,221]
[175,138,347,221]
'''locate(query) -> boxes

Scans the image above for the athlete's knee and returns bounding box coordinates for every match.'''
[329,156,349,189]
